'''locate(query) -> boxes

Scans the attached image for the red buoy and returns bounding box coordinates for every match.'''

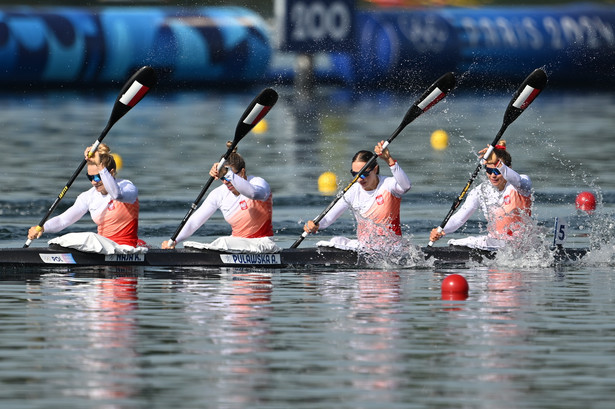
[441,274,469,295]
[575,191,596,214]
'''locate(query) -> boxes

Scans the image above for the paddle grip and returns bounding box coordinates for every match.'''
[482,144,495,163]
[88,140,102,157]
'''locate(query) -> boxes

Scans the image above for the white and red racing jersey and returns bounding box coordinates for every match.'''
[174,174,273,243]
[317,162,411,241]
[442,162,532,240]
[43,168,139,246]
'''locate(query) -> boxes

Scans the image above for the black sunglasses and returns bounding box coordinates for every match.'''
[87,173,102,183]
[350,167,375,179]
[484,166,501,176]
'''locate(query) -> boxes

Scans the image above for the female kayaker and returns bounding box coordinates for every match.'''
[162,142,273,249]
[303,140,411,250]
[429,140,533,249]
[27,143,140,246]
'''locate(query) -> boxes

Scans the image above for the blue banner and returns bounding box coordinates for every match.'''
[0,6,272,86]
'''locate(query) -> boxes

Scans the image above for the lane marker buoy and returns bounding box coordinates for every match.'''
[430,129,449,151]
[318,171,337,195]
[575,191,596,214]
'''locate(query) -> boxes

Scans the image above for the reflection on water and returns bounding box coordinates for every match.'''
[349,271,402,395]
[0,266,612,407]
[23,276,140,403]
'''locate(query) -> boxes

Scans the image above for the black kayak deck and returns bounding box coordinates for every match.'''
[0,245,588,270]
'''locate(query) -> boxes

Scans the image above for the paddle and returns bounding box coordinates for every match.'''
[290,72,457,249]
[166,88,279,247]
[24,66,157,248]
[428,68,548,246]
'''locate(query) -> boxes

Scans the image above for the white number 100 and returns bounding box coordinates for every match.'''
[290,1,351,42]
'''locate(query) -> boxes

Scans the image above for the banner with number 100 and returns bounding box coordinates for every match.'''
[275,0,355,52]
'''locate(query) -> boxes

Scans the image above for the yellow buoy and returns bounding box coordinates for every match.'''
[111,153,123,171]
[252,119,268,134]
[318,171,337,195]
[430,129,449,151]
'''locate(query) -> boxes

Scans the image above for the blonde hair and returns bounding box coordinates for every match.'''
[96,143,117,172]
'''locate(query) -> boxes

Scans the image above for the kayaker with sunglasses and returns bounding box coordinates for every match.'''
[27,143,140,246]
[429,140,533,249]
[161,142,273,249]
[303,140,411,249]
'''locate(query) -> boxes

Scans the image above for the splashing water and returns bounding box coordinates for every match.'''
[580,209,615,265]
[343,208,434,268]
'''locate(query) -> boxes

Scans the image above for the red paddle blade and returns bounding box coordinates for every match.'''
[234,88,279,142]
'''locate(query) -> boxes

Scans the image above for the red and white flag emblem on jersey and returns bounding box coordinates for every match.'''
[119,81,150,107]
[512,85,541,110]
[240,200,248,210]
[243,103,272,126]
[417,87,446,112]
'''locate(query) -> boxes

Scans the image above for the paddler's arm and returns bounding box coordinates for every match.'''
[27,193,89,240]
[376,140,411,194]
[430,188,481,243]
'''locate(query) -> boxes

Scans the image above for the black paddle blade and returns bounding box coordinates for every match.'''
[402,72,456,126]
[502,68,547,126]
[108,66,157,126]
[234,88,279,142]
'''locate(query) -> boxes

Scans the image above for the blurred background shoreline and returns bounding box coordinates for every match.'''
[0,1,613,89]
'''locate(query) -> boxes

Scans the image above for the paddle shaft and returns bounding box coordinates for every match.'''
[428,68,548,246]
[291,143,388,249]
[429,124,507,244]
[168,147,235,244]
[291,72,456,249]
[166,88,278,247]
[24,66,156,248]
[24,123,115,248]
